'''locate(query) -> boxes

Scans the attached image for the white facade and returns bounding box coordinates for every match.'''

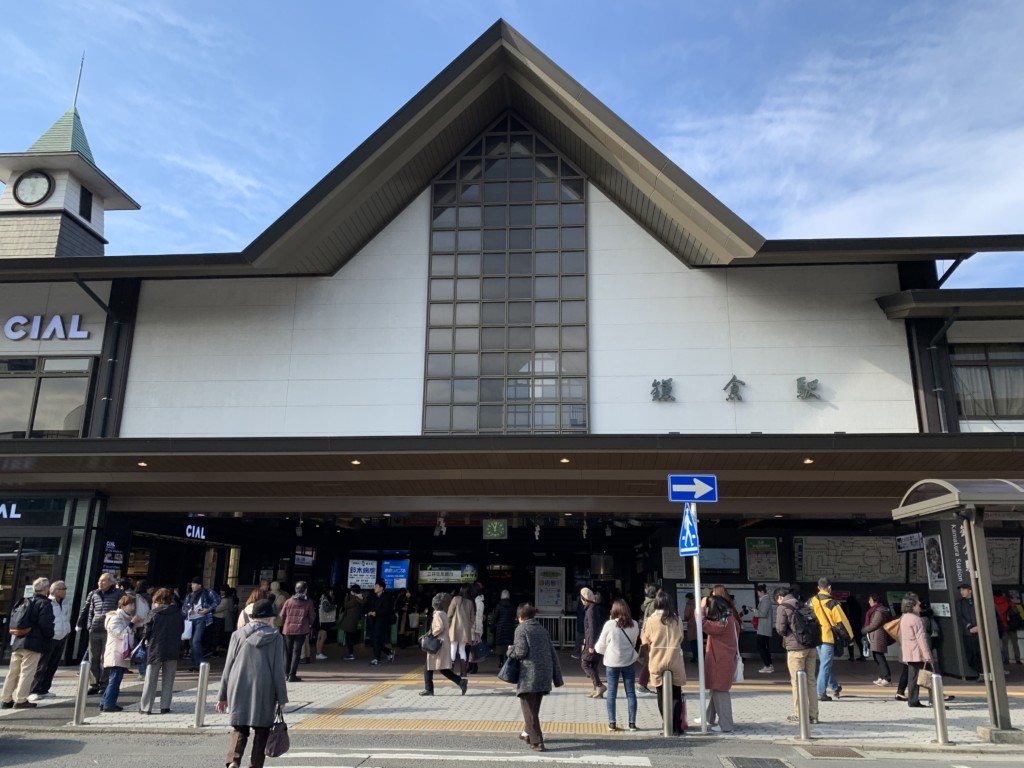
[119,192,430,437]
[0,280,109,356]
[119,182,920,438]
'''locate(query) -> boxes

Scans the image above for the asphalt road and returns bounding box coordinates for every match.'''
[1,731,1022,768]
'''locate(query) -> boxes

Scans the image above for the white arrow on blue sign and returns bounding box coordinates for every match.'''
[668,474,718,503]
[679,502,700,556]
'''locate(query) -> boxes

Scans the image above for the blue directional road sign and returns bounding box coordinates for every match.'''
[679,502,700,556]
[668,474,718,503]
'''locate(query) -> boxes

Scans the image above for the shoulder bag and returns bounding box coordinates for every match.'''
[883,617,901,643]
[264,709,290,757]
[497,655,520,684]
[619,626,640,666]
[816,596,851,649]
[419,633,442,654]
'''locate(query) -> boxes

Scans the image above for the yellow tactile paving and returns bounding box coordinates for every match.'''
[296,716,616,734]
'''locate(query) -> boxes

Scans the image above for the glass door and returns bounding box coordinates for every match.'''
[0,536,63,662]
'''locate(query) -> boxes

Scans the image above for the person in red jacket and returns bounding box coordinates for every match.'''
[278,581,316,683]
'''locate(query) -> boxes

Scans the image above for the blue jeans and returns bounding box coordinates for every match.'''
[606,666,637,726]
[816,642,838,696]
[101,666,125,710]
[191,619,207,665]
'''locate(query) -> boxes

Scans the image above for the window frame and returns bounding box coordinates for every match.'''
[0,357,96,438]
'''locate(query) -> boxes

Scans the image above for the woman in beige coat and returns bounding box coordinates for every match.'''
[421,594,468,696]
[640,592,687,735]
[447,585,475,676]
[101,595,143,713]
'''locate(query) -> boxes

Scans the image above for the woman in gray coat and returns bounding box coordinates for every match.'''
[507,602,564,752]
[216,599,288,768]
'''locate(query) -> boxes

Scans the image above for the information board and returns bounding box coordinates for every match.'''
[419,563,478,584]
[987,538,1022,584]
[535,566,566,613]
[347,559,377,589]
[662,547,688,579]
[381,559,410,590]
[794,536,905,582]
[745,537,780,581]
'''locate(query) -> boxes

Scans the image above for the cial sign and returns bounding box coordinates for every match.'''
[185,524,206,540]
[0,503,21,519]
[3,314,89,341]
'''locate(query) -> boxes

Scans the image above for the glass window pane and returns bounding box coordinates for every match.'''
[426,380,451,403]
[485,158,507,180]
[560,178,585,201]
[457,230,481,252]
[461,182,481,203]
[456,279,480,301]
[508,229,532,250]
[480,379,504,402]
[535,302,559,323]
[482,327,505,350]
[509,135,532,155]
[562,404,587,429]
[483,230,507,251]
[536,156,559,178]
[482,278,506,300]
[561,159,582,176]
[509,158,533,178]
[453,379,477,403]
[509,253,532,274]
[561,378,586,401]
[509,205,532,226]
[434,183,456,205]
[535,138,554,154]
[484,182,507,203]
[561,227,585,249]
[425,406,450,431]
[508,327,532,349]
[455,303,479,325]
[535,326,559,349]
[0,378,34,438]
[431,253,454,276]
[536,204,558,225]
[41,358,90,372]
[480,405,504,429]
[537,181,557,200]
[534,404,558,427]
[507,405,531,428]
[433,206,456,227]
[562,301,586,323]
[535,252,559,273]
[459,158,483,180]
[0,359,36,373]
[988,344,1024,360]
[535,277,559,299]
[480,303,505,325]
[30,376,87,436]
[991,366,1024,416]
[508,353,533,374]
[454,327,478,351]
[508,277,532,299]
[459,206,481,227]
[535,228,558,250]
[483,252,506,274]
[533,352,559,374]
[481,353,505,375]
[427,328,452,351]
[561,251,585,273]
[429,304,453,326]
[430,279,454,301]
[452,406,477,431]
[457,253,481,276]
[427,354,452,377]
[508,302,532,324]
[485,135,508,156]
[535,378,558,401]
[453,354,479,376]
[509,182,532,202]
[561,275,586,298]
[432,231,455,252]
[561,351,587,374]
[508,380,532,402]
[465,139,483,157]
[483,206,507,226]
[561,326,586,349]
[439,165,457,181]
[561,203,584,225]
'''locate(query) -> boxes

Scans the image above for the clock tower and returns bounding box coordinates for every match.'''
[0,105,139,259]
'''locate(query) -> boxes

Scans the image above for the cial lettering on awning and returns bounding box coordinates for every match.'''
[3,314,90,341]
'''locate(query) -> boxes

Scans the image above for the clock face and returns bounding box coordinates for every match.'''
[483,519,508,540]
[14,170,54,206]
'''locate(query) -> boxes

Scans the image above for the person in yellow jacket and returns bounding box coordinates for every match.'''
[810,577,854,703]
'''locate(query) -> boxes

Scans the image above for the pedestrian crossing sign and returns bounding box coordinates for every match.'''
[679,502,700,556]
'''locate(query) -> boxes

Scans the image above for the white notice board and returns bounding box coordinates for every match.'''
[535,566,566,613]
[662,547,688,579]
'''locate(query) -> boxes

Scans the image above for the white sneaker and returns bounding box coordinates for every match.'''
[758,666,774,674]
[27,693,40,703]
[315,653,328,660]
[710,725,723,733]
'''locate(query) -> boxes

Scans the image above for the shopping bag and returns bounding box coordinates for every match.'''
[732,650,745,684]
[181,620,193,641]
[917,666,933,689]
[497,656,520,684]
[264,710,290,757]
[120,630,133,661]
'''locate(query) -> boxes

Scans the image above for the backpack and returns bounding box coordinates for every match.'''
[785,603,822,649]
[1008,605,1023,632]
[8,598,33,637]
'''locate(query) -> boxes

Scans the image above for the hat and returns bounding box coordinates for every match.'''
[957,583,972,590]
[580,587,596,602]
[190,576,203,585]
[250,599,275,619]
[500,589,510,600]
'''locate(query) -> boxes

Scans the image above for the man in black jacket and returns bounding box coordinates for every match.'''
[76,572,125,694]
[2,578,55,709]
[957,583,982,675]
[365,579,395,665]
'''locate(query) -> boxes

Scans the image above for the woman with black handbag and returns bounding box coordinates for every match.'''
[420,593,468,696]
[507,602,564,752]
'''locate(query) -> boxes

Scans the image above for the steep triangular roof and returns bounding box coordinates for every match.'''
[245,19,765,274]
[28,106,95,163]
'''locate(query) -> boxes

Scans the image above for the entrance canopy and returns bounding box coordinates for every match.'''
[893,478,1024,520]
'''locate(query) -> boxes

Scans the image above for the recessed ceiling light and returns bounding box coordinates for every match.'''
[559,457,570,464]
[564,512,573,517]
[351,459,361,465]
[774,514,784,518]
[803,458,814,464]
[137,461,148,468]
[383,513,391,518]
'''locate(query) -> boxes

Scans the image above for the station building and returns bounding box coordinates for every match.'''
[1,22,1021,665]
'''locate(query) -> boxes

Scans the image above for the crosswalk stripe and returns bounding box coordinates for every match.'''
[280,751,652,766]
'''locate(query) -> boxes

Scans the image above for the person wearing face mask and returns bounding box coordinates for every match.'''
[100,595,143,712]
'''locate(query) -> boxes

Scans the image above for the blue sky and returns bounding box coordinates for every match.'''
[2,1,1022,288]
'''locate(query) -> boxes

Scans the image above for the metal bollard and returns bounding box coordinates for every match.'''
[931,673,951,745]
[72,659,91,726]
[661,670,673,737]
[193,661,211,728]
[795,670,811,742]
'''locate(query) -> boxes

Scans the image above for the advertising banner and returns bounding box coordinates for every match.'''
[535,566,565,613]
[381,559,410,590]
[347,559,378,589]
[744,537,780,581]
[418,563,478,584]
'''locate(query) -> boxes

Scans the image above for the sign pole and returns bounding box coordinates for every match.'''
[690,502,707,733]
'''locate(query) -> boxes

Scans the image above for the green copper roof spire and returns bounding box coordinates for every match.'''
[27,106,95,164]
